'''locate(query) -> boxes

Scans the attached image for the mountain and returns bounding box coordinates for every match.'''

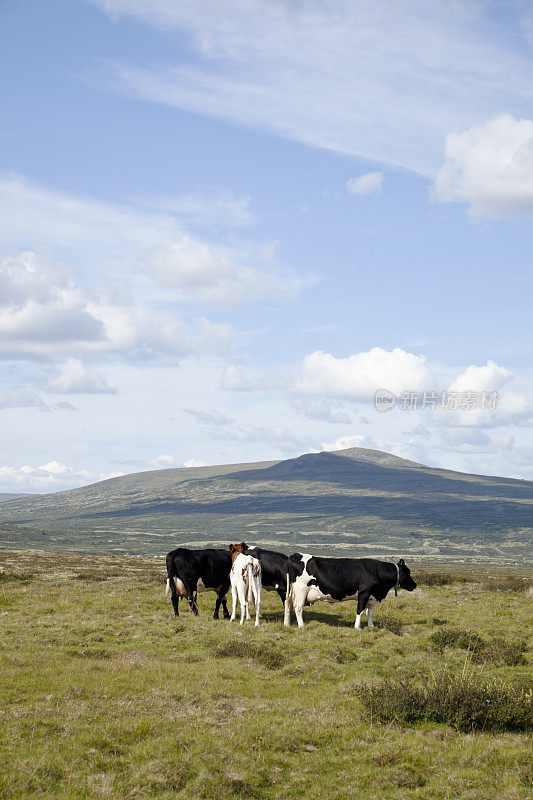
[0,448,531,565]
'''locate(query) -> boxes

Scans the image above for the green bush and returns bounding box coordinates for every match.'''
[430,628,527,666]
[359,672,533,732]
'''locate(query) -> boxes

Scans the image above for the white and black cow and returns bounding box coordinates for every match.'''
[165,547,231,619]
[284,554,417,628]
[241,543,288,605]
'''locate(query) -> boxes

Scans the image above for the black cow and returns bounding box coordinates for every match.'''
[284,553,417,628]
[241,542,288,605]
[165,547,231,619]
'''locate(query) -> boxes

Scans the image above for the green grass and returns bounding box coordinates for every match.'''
[0,551,531,799]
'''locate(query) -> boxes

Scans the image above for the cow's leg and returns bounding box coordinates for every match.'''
[253,579,261,627]
[221,594,230,619]
[354,590,371,629]
[230,583,237,621]
[237,583,247,625]
[366,606,374,628]
[213,595,221,620]
[188,590,199,616]
[284,585,293,627]
[276,586,286,606]
[171,592,180,617]
[167,579,180,617]
[293,585,309,629]
[213,590,230,620]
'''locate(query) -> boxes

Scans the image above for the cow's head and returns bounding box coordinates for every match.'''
[397,559,417,591]
[229,542,247,562]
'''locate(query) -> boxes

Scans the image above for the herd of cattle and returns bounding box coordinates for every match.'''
[166,543,417,628]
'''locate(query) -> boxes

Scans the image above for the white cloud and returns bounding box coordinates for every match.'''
[221,364,290,393]
[152,454,175,467]
[46,358,118,394]
[433,114,533,216]
[0,176,306,308]
[0,461,96,493]
[208,422,309,451]
[91,1,533,176]
[183,458,207,468]
[346,172,384,196]
[0,252,233,362]
[147,236,303,306]
[0,388,46,410]
[295,348,433,401]
[449,360,514,393]
[321,433,383,452]
[185,408,234,426]
[293,398,353,424]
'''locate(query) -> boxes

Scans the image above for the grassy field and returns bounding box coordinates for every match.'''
[0,550,531,799]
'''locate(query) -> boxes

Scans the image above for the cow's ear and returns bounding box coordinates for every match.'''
[240,541,248,550]
[229,544,235,552]
[398,558,405,567]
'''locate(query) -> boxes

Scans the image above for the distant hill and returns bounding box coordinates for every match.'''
[0,448,531,565]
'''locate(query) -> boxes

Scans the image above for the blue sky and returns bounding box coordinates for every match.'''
[1,0,532,491]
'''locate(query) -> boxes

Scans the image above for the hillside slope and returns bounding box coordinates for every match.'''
[0,448,531,564]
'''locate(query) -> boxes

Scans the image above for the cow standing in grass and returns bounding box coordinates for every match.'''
[241,543,288,606]
[165,547,231,619]
[284,554,417,628]
[229,543,262,626]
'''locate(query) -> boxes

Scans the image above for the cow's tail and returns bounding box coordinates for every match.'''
[246,562,254,605]
[165,553,175,597]
[286,570,291,604]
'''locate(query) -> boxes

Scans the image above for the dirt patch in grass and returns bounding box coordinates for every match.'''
[359,672,533,732]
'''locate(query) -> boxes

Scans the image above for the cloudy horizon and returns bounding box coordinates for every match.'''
[1,0,532,493]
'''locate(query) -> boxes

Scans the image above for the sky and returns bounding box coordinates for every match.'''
[1,0,532,492]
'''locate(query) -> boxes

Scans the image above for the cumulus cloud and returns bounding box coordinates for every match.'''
[448,360,514,393]
[46,358,118,394]
[147,236,304,307]
[295,348,433,401]
[0,461,105,493]
[441,360,531,429]
[0,252,232,362]
[433,114,533,217]
[0,176,307,309]
[346,172,384,196]
[183,458,208,468]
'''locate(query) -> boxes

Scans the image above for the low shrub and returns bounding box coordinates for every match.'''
[214,639,285,670]
[0,571,34,583]
[481,575,531,593]
[430,628,527,666]
[375,616,403,635]
[417,571,469,587]
[359,672,533,732]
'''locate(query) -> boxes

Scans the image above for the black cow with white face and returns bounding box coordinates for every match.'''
[284,554,417,628]
[165,547,231,619]
[241,543,288,605]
